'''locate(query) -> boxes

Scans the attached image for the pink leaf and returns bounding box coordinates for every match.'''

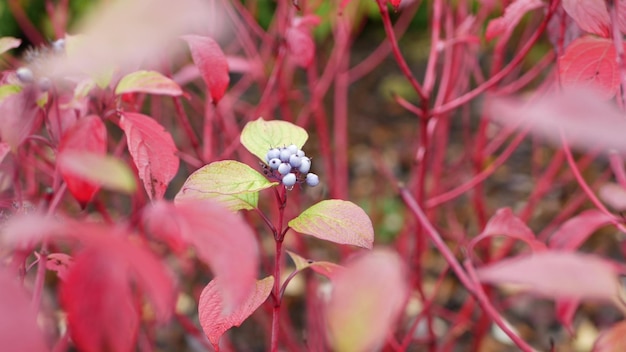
[325,250,409,352]
[469,208,546,252]
[58,115,107,204]
[599,182,626,211]
[199,276,274,349]
[477,251,622,303]
[487,87,626,154]
[0,37,21,55]
[286,250,344,279]
[548,209,615,250]
[144,200,258,311]
[0,89,40,150]
[558,36,620,99]
[46,253,74,280]
[562,0,626,37]
[182,35,229,103]
[485,0,544,40]
[286,24,315,68]
[120,112,179,200]
[0,267,47,352]
[0,142,10,163]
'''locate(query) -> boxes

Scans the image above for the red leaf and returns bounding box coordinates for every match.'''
[477,251,622,303]
[325,250,409,352]
[0,267,47,352]
[548,209,615,250]
[58,115,107,204]
[182,35,229,103]
[0,89,40,150]
[558,36,620,99]
[0,142,10,164]
[61,247,139,352]
[593,320,626,352]
[60,233,176,352]
[144,200,258,311]
[487,87,626,154]
[486,0,544,40]
[469,207,546,252]
[119,112,179,200]
[199,276,274,348]
[562,0,626,37]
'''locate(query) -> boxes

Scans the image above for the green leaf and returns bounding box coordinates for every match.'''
[174,160,277,211]
[0,37,21,56]
[57,151,137,194]
[115,70,183,96]
[288,200,375,249]
[240,117,308,162]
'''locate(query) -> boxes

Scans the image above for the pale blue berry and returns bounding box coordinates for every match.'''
[287,144,298,154]
[278,163,291,175]
[282,173,297,187]
[306,173,319,187]
[267,148,280,161]
[269,158,281,170]
[296,150,305,157]
[279,148,292,162]
[299,157,311,174]
[289,154,302,168]
[16,67,34,84]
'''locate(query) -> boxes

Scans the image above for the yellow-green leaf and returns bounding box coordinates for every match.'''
[240,117,308,163]
[57,151,137,194]
[115,70,183,96]
[175,160,277,210]
[288,200,374,249]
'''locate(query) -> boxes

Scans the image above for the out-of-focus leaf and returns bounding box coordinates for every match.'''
[286,22,315,68]
[143,200,258,312]
[115,70,183,96]
[175,160,276,210]
[477,251,623,304]
[0,142,10,164]
[0,89,40,151]
[120,112,179,200]
[487,87,626,154]
[548,209,615,250]
[58,151,136,195]
[0,37,21,55]
[558,36,620,99]
[199,276,274,349]
[326,250,408,352]
[593,320,626,352]
[0,267,47,352]
[240,117,308,163]
[486,0,544,40]
[562,0,626,36]
[469,208,546,252]
[556,298,579,335]
[40,0,215,80]
[289,200,375,249]
[599,182,626,211]
[182,35,229,103]
[57,224,176,352]
[58,115,107,204]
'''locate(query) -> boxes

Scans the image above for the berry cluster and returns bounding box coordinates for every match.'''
[263,145,319,188]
